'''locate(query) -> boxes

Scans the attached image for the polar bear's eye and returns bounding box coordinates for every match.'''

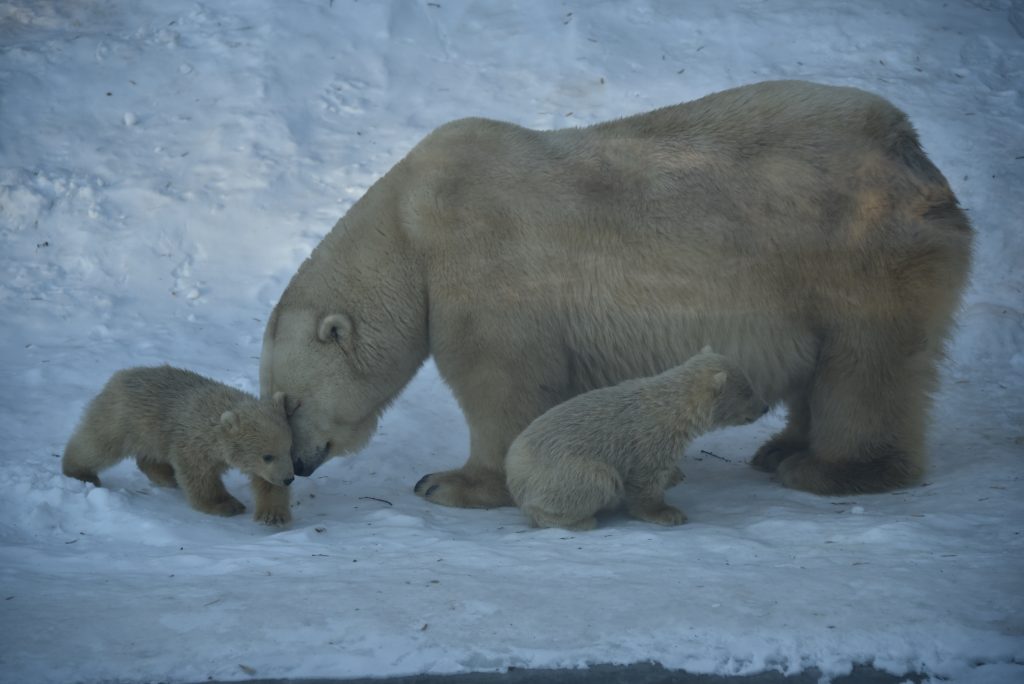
[262,454,275,463]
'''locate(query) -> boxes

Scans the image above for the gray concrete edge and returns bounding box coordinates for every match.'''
[203,662,925,684]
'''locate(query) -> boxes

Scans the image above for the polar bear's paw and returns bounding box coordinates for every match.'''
[750,436,807,473]
[414,468,514,509]
[776,448,922,496]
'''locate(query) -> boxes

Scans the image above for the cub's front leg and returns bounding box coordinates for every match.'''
[250,476,292,526]
[624,475,687,527]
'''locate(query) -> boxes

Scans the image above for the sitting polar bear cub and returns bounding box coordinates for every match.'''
[62,365,295,525]
[506,349,768,530]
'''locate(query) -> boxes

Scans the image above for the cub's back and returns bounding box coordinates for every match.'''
[101,366,244,433]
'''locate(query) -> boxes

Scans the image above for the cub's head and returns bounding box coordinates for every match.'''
[687,348,770,429]
[219,392,295,487]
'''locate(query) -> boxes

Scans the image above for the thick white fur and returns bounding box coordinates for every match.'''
[506,350,769,530]
[261,80,972,506]
[63,366,295,525]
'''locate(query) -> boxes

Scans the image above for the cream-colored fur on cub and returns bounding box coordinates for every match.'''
[505,349,768,530]
[62,366,295,525]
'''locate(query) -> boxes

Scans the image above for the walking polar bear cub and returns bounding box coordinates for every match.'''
[63,366,295,525]
[506,349,769,530]
[260,80,972,507]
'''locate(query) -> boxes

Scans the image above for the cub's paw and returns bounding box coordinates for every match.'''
[630,504,688,527]
[253,505,292,527]
[528,509,599,531]
[664,466,686,489]
[751,437,807,473]
[209,498,246,517]
[414,468,513,509]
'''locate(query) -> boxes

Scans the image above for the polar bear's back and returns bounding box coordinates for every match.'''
[404,80,948,244]
[397,80,969,398]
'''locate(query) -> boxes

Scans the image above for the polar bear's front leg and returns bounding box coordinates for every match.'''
[750,390,811,473]
[412,404,519,508]
[414,465,512,509]
[414,367,559,508]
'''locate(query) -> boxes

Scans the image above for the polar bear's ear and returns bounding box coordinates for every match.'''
[220,410,240,434]
[701,345,714,354]
[317,313,353,347]
[712,371,728,391]
[272,391,288,416]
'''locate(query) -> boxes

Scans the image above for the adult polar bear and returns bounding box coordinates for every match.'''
[260,80,972,508]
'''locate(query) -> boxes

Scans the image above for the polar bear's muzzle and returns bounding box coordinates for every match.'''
[292,441,330,477]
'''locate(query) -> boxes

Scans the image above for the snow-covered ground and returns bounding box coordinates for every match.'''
[1,1,1022,682]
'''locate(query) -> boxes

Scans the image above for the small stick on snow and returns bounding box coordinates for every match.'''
[700,449,731,463]
[358,496,393,506]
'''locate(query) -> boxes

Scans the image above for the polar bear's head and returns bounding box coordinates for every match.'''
[220,392,295,487]
[260,306,389,477]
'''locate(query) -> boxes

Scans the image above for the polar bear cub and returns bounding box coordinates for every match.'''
[62,365,295,525]
[506,349,769,530]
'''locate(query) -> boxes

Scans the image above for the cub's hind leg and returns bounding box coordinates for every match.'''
[136,457,178,487]
[62,424,125,487]
[516,458,624,531]
[175,461,245,517]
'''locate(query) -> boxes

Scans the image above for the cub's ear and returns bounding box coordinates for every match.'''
[712,371,728,391]
[220,410,240,433]
[272,391,289,416]
[701,344,714,354]
[317,313,353,346]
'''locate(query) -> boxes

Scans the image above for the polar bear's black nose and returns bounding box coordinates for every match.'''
[293,458,306,476]
[284,476,295,486]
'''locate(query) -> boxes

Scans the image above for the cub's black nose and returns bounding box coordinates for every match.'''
[284,476,295,486]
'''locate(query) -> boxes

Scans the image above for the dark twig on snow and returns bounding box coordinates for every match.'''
[358,496,393,506]
[700,449,731,463]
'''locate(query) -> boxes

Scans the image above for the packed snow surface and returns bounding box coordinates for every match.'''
[1,1,1022,683]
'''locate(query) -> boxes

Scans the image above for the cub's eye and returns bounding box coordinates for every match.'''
[262,454,274,463]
